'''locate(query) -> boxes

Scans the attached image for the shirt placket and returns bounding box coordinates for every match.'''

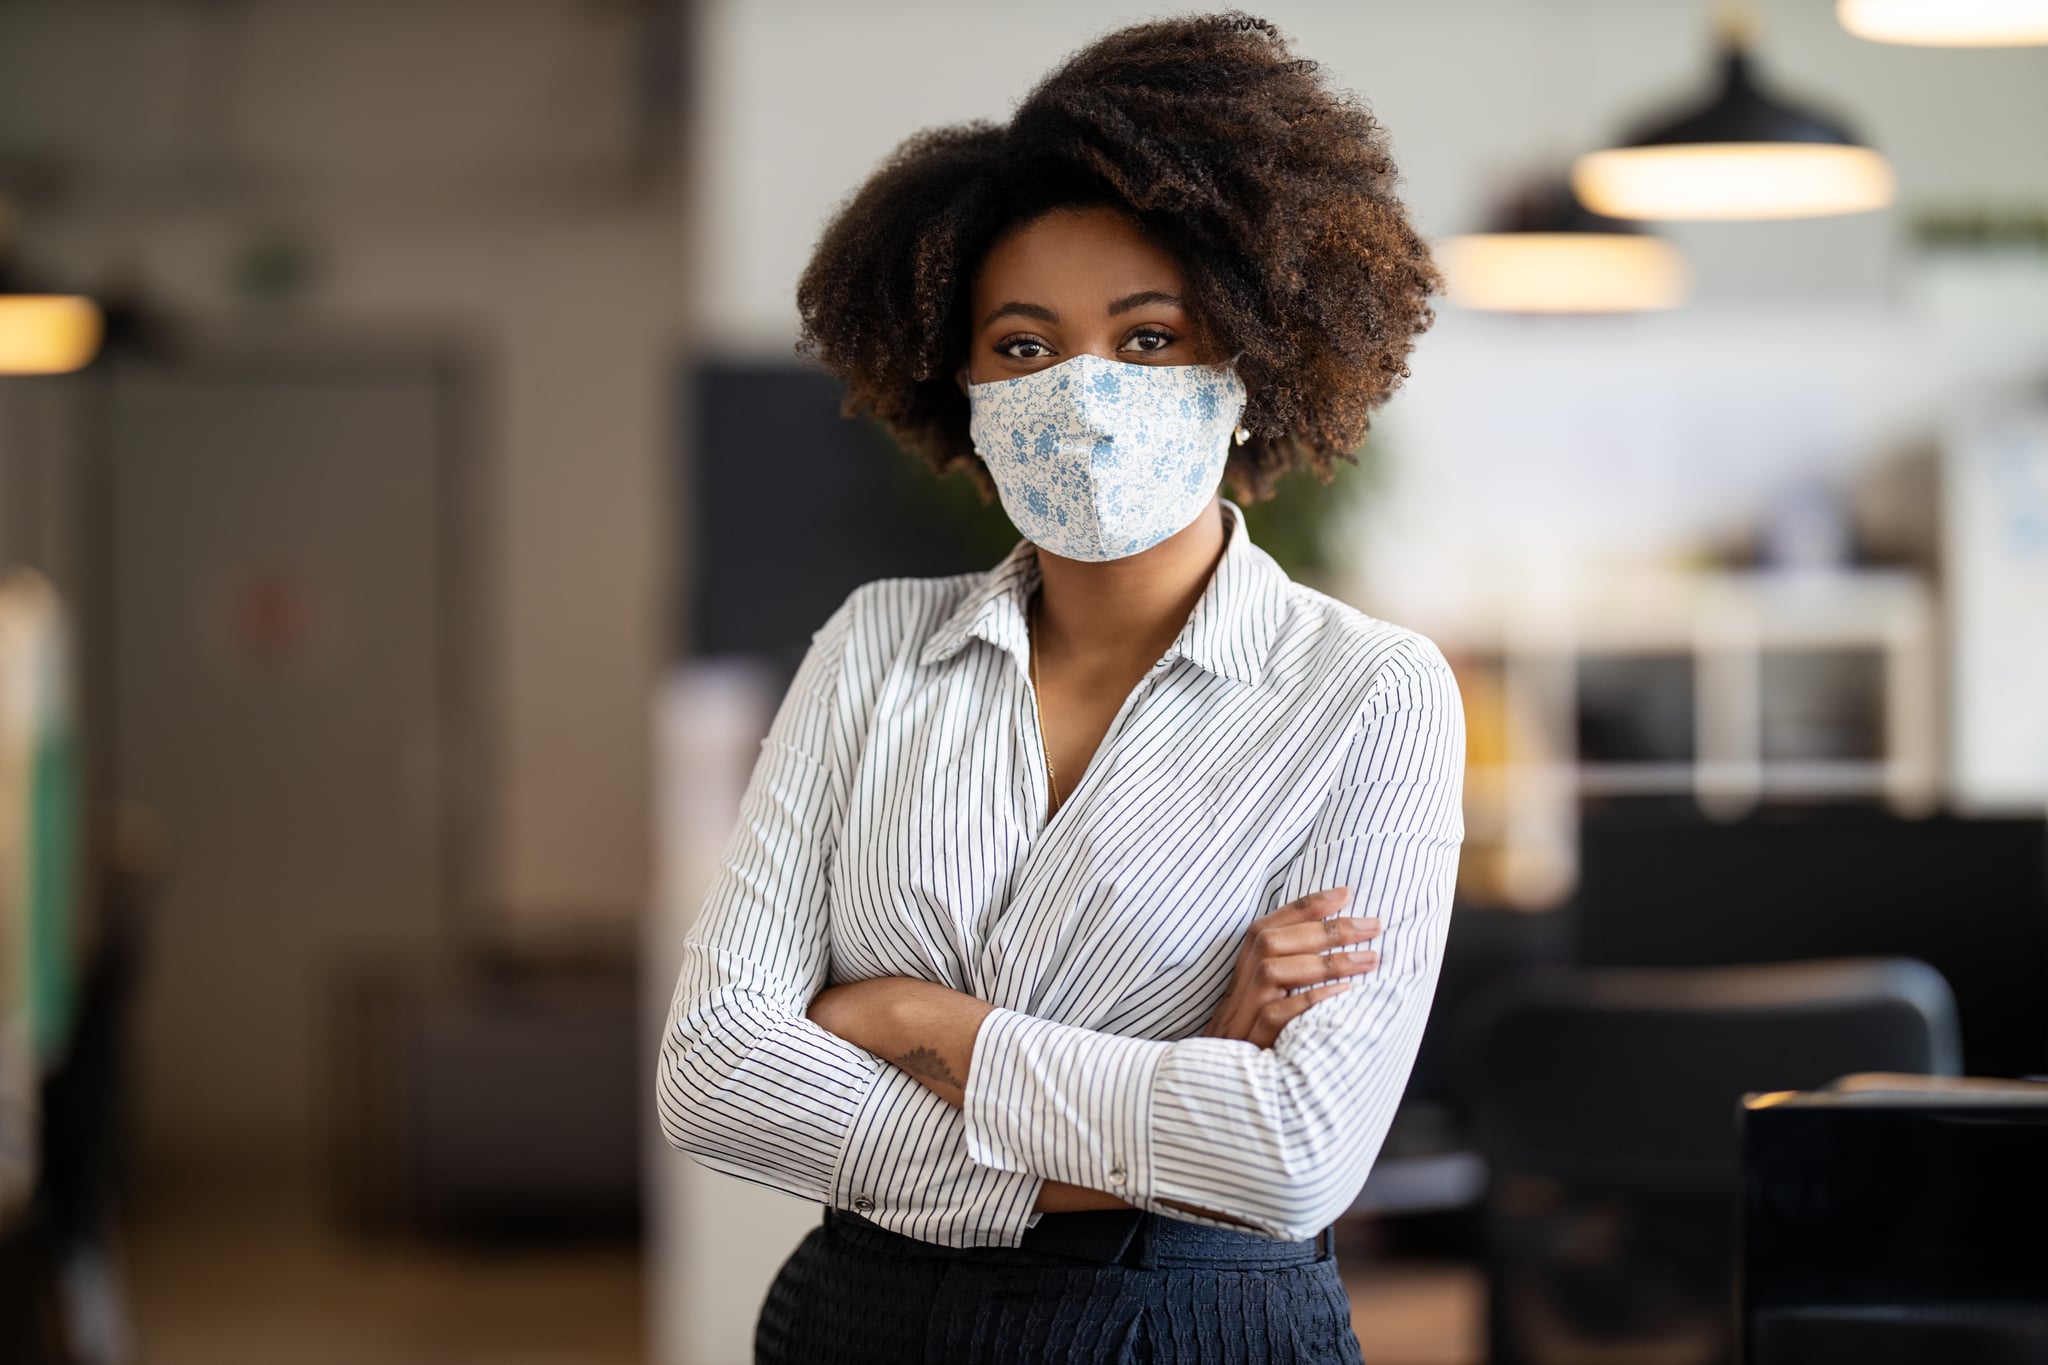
[978,639,1182,1011]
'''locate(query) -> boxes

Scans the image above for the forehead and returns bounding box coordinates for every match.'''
[971,206,1186,311]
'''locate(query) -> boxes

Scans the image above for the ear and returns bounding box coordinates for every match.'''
[954,362,971,398]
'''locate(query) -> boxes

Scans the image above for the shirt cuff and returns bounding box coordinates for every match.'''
[962,1006,1172,1205]
[829,1061,1047,1247]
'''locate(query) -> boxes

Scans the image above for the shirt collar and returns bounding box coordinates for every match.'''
[915,497,1291,688]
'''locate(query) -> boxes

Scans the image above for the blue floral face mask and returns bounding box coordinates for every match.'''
[967,352,1248,562]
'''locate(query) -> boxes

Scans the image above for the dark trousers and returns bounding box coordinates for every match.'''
[755,1205,1364,1364]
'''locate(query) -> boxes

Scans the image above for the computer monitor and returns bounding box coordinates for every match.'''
[1741,1088,2048,1362]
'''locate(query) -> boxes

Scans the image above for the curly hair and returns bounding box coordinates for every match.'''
[794,10,1442,505]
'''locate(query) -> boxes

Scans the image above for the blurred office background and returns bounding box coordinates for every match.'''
[0,2,2041,1363]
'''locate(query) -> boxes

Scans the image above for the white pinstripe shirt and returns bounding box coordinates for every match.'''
[656,497,1465,1248]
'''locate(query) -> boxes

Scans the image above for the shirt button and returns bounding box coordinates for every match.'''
[853,1194,875,1215]
[1106,1165,1127,1186]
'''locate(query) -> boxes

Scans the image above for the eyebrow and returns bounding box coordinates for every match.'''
[981,301,1059,330]
[979,290,1187,331]
[1108,290,1185,316]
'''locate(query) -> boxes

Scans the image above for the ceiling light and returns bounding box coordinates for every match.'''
[0,294,102,375]
[1573,10,1895,221]
[1839,0,2048,46]
[1441,179,1690,314]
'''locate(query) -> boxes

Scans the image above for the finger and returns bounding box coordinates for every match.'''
[1240,891,1356,964]
[1252,980,1355,1047]
[1249,948,1380,991]
[1250,914,1381,959]
[1255,886,1351,928]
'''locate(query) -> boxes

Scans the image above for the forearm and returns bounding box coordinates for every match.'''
[807,975,989,1105]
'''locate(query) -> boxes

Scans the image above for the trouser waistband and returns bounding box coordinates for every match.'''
[824,1205,1335,1268]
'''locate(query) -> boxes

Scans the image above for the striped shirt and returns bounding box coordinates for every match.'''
[655,496,1466,1248]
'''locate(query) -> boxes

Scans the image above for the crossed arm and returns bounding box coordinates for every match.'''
[803,892,1386,1228]
[653,595,1465,1247]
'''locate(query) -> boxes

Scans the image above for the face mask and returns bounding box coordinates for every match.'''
[967,352,1248,562]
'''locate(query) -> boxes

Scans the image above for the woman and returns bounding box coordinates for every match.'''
[655,12,1464,1362]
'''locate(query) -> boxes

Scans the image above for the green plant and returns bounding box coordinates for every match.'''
[1238,432,1387,587]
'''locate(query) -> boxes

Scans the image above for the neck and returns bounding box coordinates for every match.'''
[1031,498,1231,669]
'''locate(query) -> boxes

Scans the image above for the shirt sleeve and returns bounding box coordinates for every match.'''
[653,588,1046,1246]
[960,636,1466,1242]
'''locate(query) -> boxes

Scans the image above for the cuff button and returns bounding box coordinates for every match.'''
[1106,1166,1127,1186]
[853,1195,875,1214]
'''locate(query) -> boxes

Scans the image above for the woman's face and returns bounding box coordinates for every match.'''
[959,205,1216,390]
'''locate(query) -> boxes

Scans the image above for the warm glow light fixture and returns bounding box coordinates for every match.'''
[1442,233,1691,313]
[1441,180,1690,314]
[0,294,103,375]
[0,200,105,375]
[1838,0,2048,45]
[1572,10,1895,221]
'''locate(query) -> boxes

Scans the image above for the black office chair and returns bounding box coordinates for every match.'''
[1456,956,1960,1365]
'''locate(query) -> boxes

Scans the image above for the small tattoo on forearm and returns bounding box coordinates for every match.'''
[895,1046,964,1089]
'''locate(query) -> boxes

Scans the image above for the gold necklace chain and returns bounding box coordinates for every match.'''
[1027,591,1062,813]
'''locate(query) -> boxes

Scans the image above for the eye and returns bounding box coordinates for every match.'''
[1121,327,1178,355]
[995,335,1053,361]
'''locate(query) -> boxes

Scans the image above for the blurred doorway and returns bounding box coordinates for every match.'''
[103,347,475,1180]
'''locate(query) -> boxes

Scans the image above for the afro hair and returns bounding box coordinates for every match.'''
[794,10,1442,504]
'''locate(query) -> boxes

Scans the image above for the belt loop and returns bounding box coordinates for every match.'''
[1319,1223,1336,1262]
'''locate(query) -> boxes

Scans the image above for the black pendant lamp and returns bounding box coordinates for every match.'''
[1572,7,1895,221]
[1441,177,1690,313]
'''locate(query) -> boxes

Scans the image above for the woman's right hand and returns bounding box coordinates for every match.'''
[1200,887,1381,1049]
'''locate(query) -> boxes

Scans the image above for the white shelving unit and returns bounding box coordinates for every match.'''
[1423,567,1940,909]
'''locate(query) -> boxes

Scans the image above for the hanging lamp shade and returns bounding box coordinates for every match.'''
[0,231,103,375]
[1572,20,1895,221]
[0,295,102,375]
[0,197,104,374]
[1839,0,2048,46]
[1440,178,1690,314]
